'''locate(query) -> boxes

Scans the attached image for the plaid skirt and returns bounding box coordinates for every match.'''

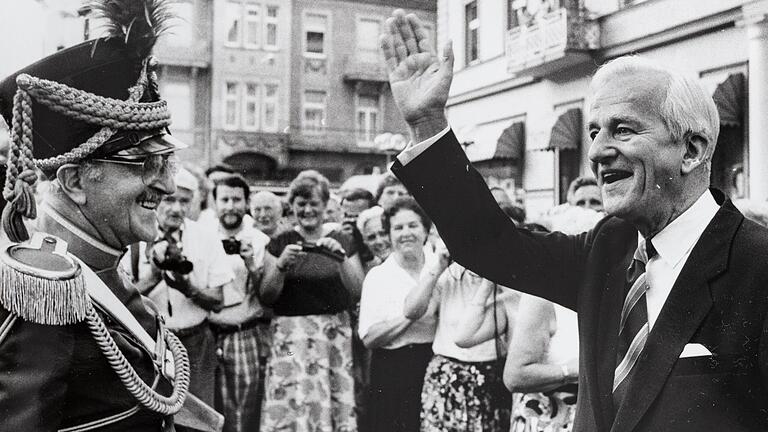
[260,312,357,432]
[420,354,511,432]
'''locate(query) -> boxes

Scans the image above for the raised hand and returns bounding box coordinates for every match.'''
[380,9,454,142]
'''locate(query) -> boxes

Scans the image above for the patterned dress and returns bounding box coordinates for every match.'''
[261,229,358,432]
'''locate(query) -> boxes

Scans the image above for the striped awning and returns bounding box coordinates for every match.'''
[712,73,745,128]
[494,122,525,159]
[544,108,582,151]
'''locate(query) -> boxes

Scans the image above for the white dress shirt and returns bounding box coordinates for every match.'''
[644,191,719,330]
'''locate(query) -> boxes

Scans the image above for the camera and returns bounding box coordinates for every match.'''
[152,240,193,275]
[221,237,242,255]
[299,241,345,262]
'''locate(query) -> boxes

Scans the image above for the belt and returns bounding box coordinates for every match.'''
[169,320,209,338]
[210,316,271,335]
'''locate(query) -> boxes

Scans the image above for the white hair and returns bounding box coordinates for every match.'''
[591,56,720,164]
[356,205,384,233]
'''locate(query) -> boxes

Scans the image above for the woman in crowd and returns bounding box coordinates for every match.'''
[505,293,579,432]
[259,170,366,432]
[356,206,392,272]
[405,242,516,432]
[504,211,599,432]
[358,197,437,432]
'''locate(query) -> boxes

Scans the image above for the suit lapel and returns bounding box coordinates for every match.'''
[611,198,741,432]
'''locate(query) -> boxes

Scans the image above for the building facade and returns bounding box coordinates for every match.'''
[440,0,765,218]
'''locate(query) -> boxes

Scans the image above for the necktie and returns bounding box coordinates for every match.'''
[613,238,656,407]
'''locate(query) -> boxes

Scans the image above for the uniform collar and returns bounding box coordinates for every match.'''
[38,202,124,270]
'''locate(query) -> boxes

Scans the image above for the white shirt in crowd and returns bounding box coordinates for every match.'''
[358,254,437,349]
[431,264,518,362]
[127,218,234,330]
[209,224,270,326]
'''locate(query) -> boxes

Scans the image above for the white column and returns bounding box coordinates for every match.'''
[745,1,768,200]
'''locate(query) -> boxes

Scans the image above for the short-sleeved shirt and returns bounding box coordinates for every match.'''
[358,254,437,349]
[127,218,234,329]
[209,224,271,326]
[266,228,357,316]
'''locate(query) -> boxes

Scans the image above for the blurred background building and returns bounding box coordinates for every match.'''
[1,0,768,217]
[441,0,766,217]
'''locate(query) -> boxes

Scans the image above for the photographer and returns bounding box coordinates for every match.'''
[129,168,233,408]
[208,174,272,432]
[259,170,365,432]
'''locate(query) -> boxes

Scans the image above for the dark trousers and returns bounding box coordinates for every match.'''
[368,343,433,432]
[174,321,217,406]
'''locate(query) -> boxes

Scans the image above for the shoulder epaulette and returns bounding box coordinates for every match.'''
[0,233,87,325]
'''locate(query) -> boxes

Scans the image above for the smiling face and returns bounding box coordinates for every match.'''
[292,188,326,232]
[251,193,281,235]
[362,216,391,260]
[81,157,176,246]
[216,184,248,230]
[157,186,194,232]
[389,208,427,257]
[587,72,686,232]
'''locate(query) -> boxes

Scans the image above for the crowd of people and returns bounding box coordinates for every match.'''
[100,158,605,432]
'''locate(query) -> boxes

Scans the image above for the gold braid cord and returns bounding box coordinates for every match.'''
[85,304,190,416]
[2,58,171,242]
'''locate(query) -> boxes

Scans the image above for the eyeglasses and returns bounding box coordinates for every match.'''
[91,153,180,185]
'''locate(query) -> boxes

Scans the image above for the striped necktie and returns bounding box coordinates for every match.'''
[613,238,656,407]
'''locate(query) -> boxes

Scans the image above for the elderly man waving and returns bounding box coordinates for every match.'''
[382,9,768,432]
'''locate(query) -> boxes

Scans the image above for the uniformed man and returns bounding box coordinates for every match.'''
[0,1,201,430]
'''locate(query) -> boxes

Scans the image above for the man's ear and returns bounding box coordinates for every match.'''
[681,132,710,175]
[55,164,87,205]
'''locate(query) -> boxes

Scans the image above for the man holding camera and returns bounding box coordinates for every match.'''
[131,167,234,408]
[209,174,272,432]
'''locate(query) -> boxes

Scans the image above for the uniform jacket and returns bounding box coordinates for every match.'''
[392,130,768,432]
[0,217,171,431]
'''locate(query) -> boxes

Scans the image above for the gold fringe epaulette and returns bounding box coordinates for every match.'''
[0,233,87,325]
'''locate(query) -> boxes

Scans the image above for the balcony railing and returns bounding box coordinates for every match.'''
[342,51,388,83]
[506,7,599,76]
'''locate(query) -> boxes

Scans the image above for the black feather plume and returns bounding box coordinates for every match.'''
[89,0,174,58]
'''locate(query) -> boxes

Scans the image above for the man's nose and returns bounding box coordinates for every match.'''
[587,131,617,171]
[151,167,176,196]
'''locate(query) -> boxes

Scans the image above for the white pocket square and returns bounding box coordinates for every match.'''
[679,343,712,358]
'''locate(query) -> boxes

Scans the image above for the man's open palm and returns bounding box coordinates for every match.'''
[380,10,453,126]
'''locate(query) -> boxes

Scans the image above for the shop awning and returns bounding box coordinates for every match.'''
[544,108,582,151]
[494,121,525,159]
[712,73,745,128]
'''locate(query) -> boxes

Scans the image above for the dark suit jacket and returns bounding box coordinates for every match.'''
[392,130,768,432]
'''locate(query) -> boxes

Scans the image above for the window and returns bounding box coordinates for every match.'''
[304,13,328,56]
[244,5,260,48]
[225,1,242,45]
[225,3,279,49]
[303,90,327,133]
[168,1,193,46]
[356,18,380,63]
[224,82,240,128]
[265,6,278,49]
[356,94,380,144]
[243,83,259,130]
[163,82,193,130]
[263,84,278,131]
[465,1,479,65]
